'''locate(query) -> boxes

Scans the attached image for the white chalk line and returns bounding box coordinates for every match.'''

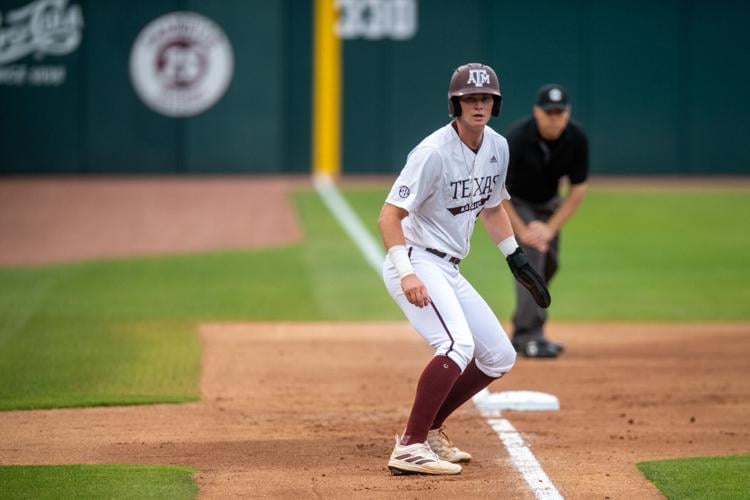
[313,175,384,272]
[314,176,562,499]
[486,416,563,499]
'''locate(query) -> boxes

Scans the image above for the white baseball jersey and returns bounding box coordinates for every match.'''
[385,122,510,259]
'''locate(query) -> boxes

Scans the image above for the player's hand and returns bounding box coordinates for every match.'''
[401,274,431,308]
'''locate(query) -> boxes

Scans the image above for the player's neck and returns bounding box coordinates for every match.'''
[453,120,484,150]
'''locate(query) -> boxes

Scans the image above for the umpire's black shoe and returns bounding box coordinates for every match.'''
[513,339,564,358]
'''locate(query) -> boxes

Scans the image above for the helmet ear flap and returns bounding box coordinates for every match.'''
[449,96,462,117]
[492,95,502,117]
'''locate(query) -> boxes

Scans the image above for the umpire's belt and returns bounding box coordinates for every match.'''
[425,248,462,265]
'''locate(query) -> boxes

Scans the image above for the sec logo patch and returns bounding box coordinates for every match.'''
[398,186,410,198]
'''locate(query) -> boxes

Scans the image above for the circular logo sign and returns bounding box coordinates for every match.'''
[398,186,410,198]
[129,12,234,117]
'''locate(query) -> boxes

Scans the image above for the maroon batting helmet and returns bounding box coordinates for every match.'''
[448,63,502,117]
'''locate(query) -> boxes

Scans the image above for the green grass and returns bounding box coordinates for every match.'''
[0,191,397,410]
[295,191,400,320]
[638,455,750,499]
[0,465,197,500]
[1,184,749,496]
[343,186,750,321]
[1,186,749,411]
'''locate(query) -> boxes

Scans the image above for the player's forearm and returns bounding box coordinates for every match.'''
[480,204,515,245]
[377,204,407,250]
[379,223,406,250]
[377,203,417,280]
[501,199,526,234]
[547,183,587,233]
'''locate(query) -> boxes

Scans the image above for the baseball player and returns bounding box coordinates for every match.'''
[378,63,550,475]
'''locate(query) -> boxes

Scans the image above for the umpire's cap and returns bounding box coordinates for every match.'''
[448,63,502,117]
[536,84,570,111]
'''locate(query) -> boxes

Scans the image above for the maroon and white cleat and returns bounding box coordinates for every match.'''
[387,434,462,475]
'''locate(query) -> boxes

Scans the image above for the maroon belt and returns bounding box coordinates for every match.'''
[425,248,461,265]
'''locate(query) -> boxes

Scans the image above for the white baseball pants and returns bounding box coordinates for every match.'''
[383,247,516,377]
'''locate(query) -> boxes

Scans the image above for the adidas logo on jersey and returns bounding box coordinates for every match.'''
[490,155,498,163]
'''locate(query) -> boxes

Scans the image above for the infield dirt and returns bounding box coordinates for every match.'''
[1,322,749,498]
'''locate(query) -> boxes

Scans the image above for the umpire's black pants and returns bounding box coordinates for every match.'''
[510,195,561,343]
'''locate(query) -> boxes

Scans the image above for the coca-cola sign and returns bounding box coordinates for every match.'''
[0,0,83,66]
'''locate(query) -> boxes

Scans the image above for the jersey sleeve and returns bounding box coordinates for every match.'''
[485,138,511,208]
[385,146,441,212]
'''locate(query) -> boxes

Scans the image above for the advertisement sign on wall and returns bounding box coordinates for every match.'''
[129,12,234,118]
[336,0,417,40]
[0,0,83,86]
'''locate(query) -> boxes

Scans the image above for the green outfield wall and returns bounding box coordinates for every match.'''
[1,0,746,175]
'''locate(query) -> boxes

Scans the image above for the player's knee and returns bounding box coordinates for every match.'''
[445,337,475,372]
[475,348,516,378]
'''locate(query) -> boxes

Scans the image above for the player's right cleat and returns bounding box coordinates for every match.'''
[387,435,462,475]
[427,426,472,463]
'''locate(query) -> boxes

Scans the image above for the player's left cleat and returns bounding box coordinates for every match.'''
[427,426,472,463]
[387,435,462,475]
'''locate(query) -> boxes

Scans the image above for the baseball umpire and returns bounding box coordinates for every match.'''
[503,83,589,358]
[377,63,550,475]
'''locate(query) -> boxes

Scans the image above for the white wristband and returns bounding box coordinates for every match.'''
[498,235,519,257]
[388,245,415,279]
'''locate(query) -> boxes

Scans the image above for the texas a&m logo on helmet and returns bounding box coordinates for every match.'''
[467,69,490,87]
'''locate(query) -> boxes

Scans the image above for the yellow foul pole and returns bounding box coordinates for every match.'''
[312,0,341,178]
